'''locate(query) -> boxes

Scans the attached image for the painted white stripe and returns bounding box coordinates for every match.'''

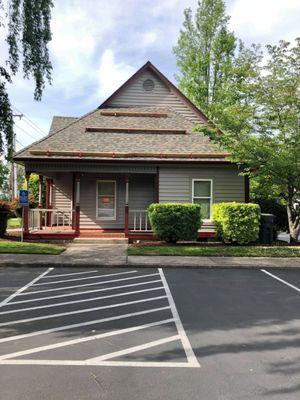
[41,270,98,278]
[0,318,175,361]
[33,270,138,285]
[88,335,180,363]
[6,280,162,305]
[0,268,53,307]
[19,273,160,295]
[0,359,197,368]
[0,306,170,344]
[158,268,200,367]
[0,287,165,315]
[261,269,300,293]
[0,296,167,327]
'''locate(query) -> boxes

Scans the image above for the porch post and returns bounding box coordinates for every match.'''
[23,172,31,236]
[45,178,53,226]
[38,175,43,230]
[125,175,129,236]
[75,173,80,235]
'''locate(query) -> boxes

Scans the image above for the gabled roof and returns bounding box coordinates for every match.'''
[14,61,228,164]
[15,106,228,163]
[49,116,78,135]
[99,61,210,124]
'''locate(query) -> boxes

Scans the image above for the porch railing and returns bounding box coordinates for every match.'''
[129,209,151,232]
[29,208,74,231]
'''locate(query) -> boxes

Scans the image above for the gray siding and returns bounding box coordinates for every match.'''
[106,70,203,124]
[52,173,72,209]
[79,173,156,229]
[159,165,245,206]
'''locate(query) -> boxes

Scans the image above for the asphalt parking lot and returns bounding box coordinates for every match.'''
[0,266,299,400]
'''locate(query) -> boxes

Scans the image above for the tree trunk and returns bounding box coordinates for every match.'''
[287,203,300,244]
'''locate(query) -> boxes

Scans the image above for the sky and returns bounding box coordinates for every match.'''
[1,0,299,151]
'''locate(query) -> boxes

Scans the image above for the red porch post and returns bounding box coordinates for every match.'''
[75,173,81,235]
[23,172,31,236]
[124,175,129,236]
[45,178,53,226]
[38,175,43,230]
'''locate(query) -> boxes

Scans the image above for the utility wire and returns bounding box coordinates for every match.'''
[12,105,47,136]
[14,123,40,141]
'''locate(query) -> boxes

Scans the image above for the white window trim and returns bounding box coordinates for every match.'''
[192,179,213,222]
[96,180,117,221]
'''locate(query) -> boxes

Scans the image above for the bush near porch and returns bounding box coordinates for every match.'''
[213,202,261,245]
[148,203,202,243]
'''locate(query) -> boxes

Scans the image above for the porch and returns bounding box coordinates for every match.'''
[22,165,217,240]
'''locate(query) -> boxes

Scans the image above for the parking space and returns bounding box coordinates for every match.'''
[0,267,198,368]
[0,267,300,400]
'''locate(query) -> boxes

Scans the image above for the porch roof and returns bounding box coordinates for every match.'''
[15,106,229,163]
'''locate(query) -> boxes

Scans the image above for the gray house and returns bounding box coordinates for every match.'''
[15,61,248,240]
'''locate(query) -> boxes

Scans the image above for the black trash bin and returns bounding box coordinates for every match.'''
[259,213,274,244]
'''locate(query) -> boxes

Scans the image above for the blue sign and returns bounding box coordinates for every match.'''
[19,190,29,206]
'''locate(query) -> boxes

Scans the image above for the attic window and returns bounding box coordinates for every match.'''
[143,79,155,92]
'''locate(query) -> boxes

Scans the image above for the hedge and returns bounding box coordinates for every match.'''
[0,201,10,237]
[148,203,202,243]
[213,202,261,245]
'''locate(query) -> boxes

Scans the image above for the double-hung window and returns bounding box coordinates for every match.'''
[96,180,116,220]
[192,179,213,220]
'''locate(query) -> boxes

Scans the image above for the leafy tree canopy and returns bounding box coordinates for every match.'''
[0,0,53,160]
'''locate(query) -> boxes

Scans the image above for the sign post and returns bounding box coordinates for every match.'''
[19,190,29,242]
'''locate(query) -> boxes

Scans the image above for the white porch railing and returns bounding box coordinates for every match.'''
[29,208,74,231]
[129,209,151,232]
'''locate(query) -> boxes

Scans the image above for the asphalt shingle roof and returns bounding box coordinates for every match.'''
[15,107,228,162]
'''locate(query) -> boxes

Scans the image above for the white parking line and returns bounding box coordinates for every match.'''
[0,268,53,307]
[41,270,98,278]
[0,359,197,368]
[0,318,175,360]
[261,269,300,293]
[0,287,165,314]
[0,306,171,344]
[158,268,200,367]
[88,335,181,362]
[20,273,160,295]
[6,280,162,305]
[33,270,138,286]
[0,295,168,327]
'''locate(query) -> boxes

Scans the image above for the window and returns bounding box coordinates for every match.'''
[96,180,116,220]
[192,179,213,220]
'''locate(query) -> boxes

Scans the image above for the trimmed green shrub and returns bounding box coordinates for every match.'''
[0,201,10,237]
[213,202,261,245]
[148,203,202,243]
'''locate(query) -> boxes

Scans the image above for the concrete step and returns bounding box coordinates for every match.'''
[73,237,128,245]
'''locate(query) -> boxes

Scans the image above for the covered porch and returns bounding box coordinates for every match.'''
[23,167,159,240]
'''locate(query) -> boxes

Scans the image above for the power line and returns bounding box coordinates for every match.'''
[12,105,47,136]
[16,138,25,148]
[14,122,40,141]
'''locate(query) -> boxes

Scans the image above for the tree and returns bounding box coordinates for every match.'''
[0,161,10,199]
[202,39,300,243]
[174,0,236,118]
[0,0,53,159]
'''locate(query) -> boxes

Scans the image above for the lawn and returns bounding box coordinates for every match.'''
[7,218,21,228]
[0,240,65,255]
[128,245,300,257]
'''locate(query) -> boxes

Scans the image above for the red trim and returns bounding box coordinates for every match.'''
[14,157,233,165]
[75,205,80,234]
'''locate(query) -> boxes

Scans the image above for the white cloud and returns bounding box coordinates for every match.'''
[139,31,158,47]
[229,0,300,40]
[96,49,135,101]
